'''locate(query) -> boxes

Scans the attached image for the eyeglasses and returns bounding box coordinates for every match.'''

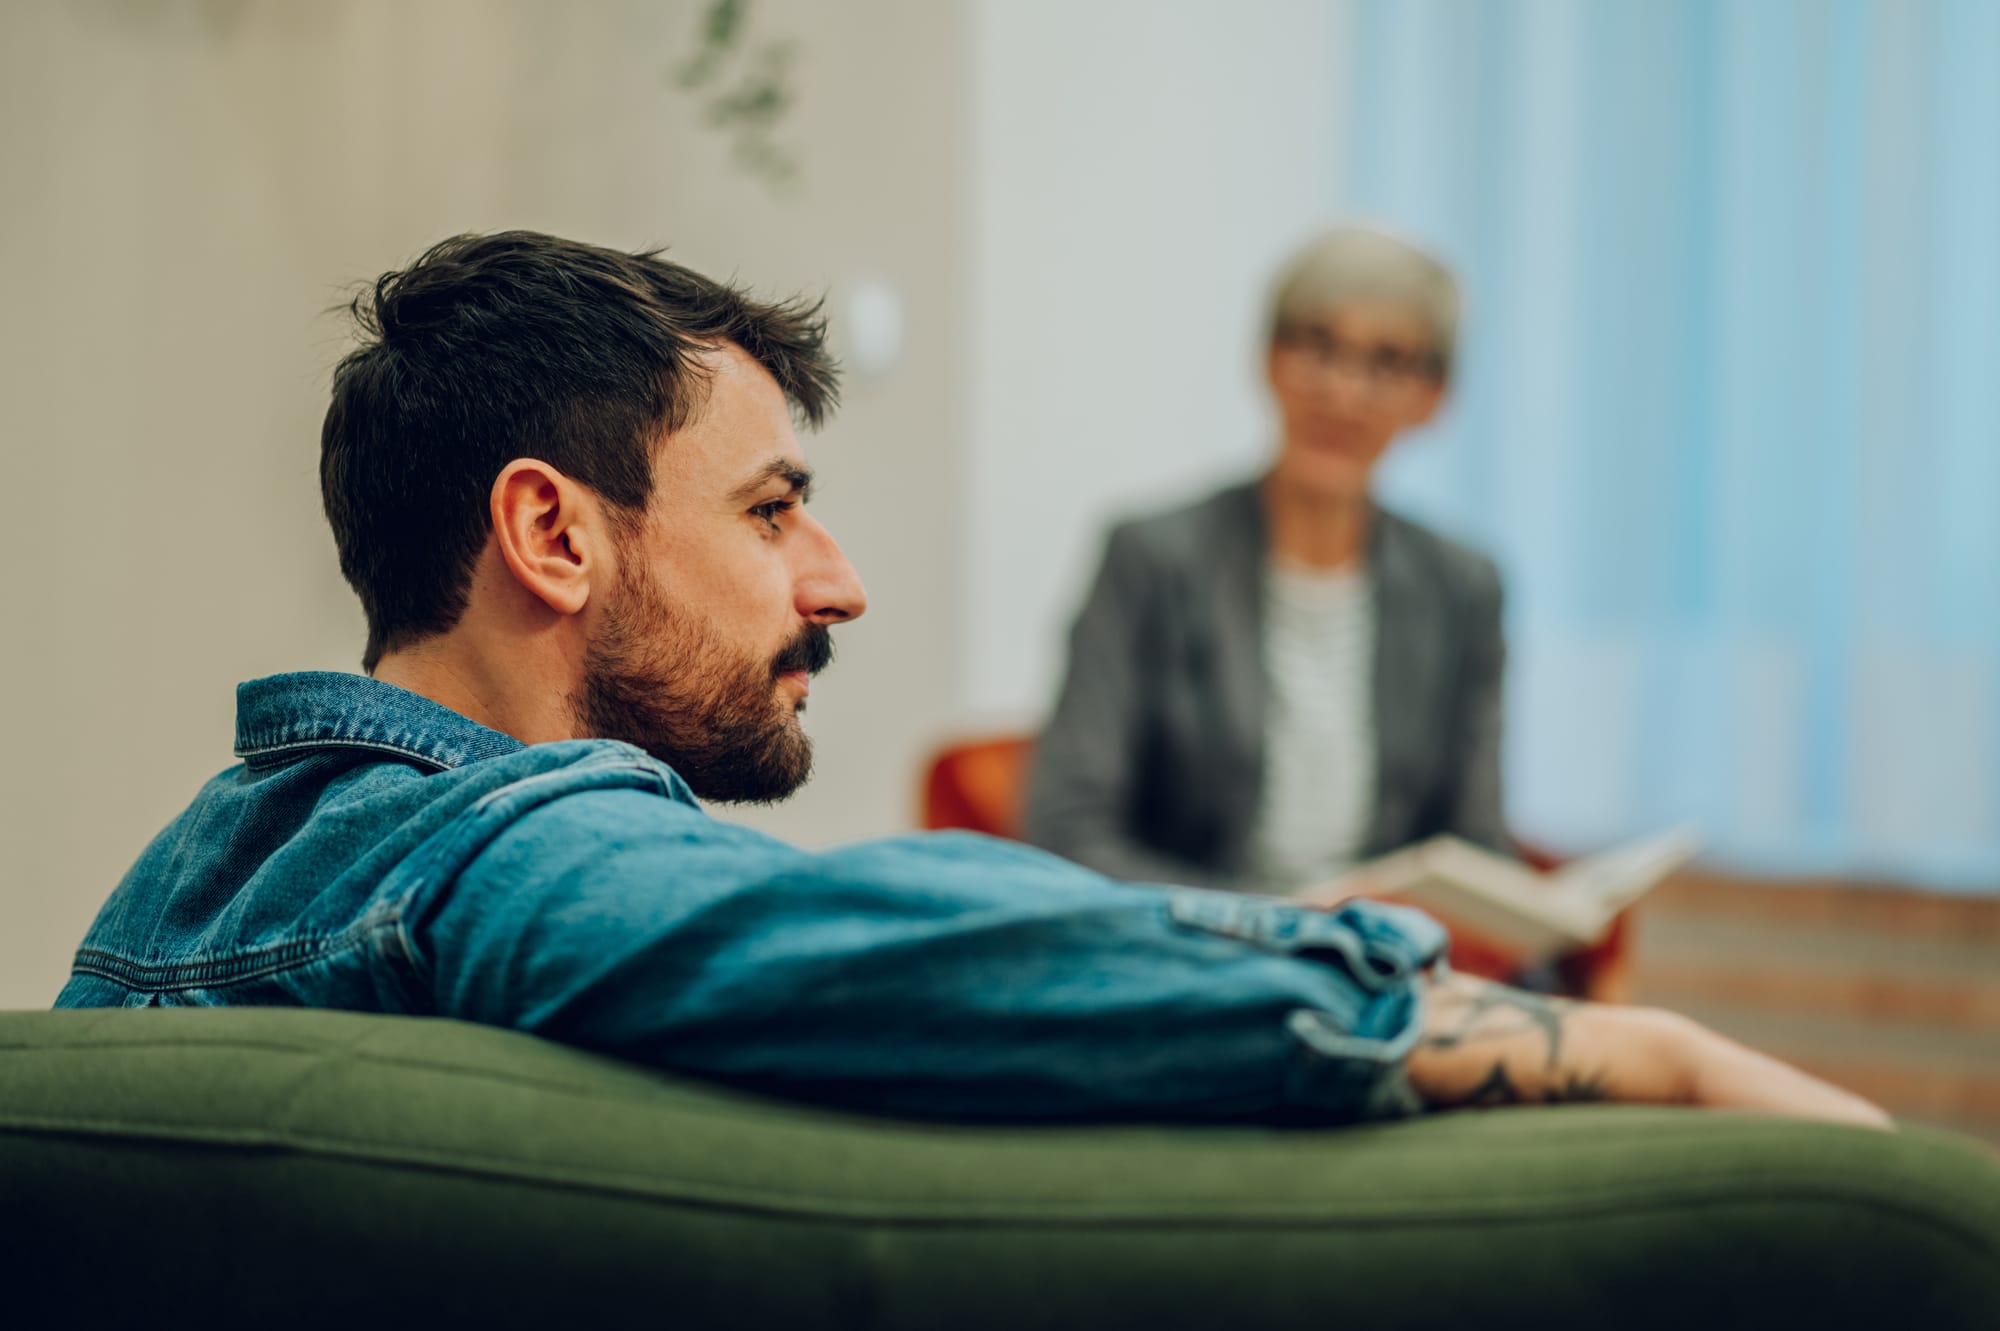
[1275,324,1444,389]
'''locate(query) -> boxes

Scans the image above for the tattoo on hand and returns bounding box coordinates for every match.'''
[1422,980,1573,1067]
[1420,979,1610,1108]
[1457,1063,1524,1107]
[1545,1070,1611,1103]
[1430,1061,1611,1109]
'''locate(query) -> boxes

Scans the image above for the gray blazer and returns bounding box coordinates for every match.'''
[1025,478,1508,889]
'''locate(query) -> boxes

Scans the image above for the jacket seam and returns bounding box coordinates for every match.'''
[71,917,387,991]
[237,737,452,772]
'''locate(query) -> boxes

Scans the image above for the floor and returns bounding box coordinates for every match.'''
[1626,871,2000,1147]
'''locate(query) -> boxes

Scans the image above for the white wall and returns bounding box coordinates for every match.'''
[0,0,969,1007]
[963,0,1351,720]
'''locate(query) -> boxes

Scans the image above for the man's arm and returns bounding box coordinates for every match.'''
[421,790,1442,1123]
[1407,970,1891,1128]
[418,782,1886,1130]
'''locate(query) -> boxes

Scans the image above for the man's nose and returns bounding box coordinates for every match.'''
[794,512,868,625]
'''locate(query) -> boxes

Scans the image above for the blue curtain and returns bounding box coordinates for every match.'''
[1341,0,2000,888]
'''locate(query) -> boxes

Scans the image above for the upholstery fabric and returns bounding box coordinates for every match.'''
[2,1007,1996,1329]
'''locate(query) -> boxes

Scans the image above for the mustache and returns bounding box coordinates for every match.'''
[772,622,835,678]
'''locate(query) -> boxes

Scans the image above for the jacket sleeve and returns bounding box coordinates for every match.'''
[1023,525,1232,888]
[419,793,1447,1125]
[1441,559,1511,853]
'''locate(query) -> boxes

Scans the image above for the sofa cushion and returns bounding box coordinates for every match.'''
[1,1007,1995,1329]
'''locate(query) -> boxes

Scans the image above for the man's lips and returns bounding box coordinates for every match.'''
[777,669,811,696]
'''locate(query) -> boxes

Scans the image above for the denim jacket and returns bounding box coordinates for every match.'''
[57,672,1448,1123]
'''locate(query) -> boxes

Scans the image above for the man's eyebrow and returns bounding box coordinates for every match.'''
[725,458,816,505]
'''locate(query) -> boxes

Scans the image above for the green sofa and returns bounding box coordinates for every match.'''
[2,1007,1996,1329]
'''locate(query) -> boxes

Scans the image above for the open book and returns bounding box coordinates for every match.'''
[1294,826,1703,956]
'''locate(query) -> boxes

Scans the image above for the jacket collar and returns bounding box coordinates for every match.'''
[234,672,526,772]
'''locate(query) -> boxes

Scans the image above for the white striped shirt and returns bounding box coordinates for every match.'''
[1244,561,1377,893]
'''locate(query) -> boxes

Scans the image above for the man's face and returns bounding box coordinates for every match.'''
[1265,301,1446,500]
[574,344,867,802]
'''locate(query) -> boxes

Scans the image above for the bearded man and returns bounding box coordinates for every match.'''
[56,232,1884,1131]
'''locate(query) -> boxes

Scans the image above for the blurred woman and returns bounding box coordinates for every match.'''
[1026,225,1507,894]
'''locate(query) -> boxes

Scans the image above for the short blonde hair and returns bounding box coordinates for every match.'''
[1267,225,1461,376]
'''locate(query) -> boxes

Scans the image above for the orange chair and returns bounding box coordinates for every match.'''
[919,734,1632,1001]
[920,734,1035,843]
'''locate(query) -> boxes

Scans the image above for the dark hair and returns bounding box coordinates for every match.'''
[321,230,838,671]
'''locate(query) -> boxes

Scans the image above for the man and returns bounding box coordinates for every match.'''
[57,232,1884,1129]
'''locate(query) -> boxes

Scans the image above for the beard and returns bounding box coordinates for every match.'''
[574,564,834,804]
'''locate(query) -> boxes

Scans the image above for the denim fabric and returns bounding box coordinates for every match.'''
[57,672,1449,1122]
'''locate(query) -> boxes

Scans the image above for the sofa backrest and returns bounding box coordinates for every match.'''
[3,1007,1996,1329]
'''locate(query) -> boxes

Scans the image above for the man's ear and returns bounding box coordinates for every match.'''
[489,459,608,618]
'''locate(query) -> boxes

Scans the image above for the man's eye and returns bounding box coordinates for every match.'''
[751,499,795,531]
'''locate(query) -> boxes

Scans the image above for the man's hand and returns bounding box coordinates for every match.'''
[1405,970,1892,1129]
